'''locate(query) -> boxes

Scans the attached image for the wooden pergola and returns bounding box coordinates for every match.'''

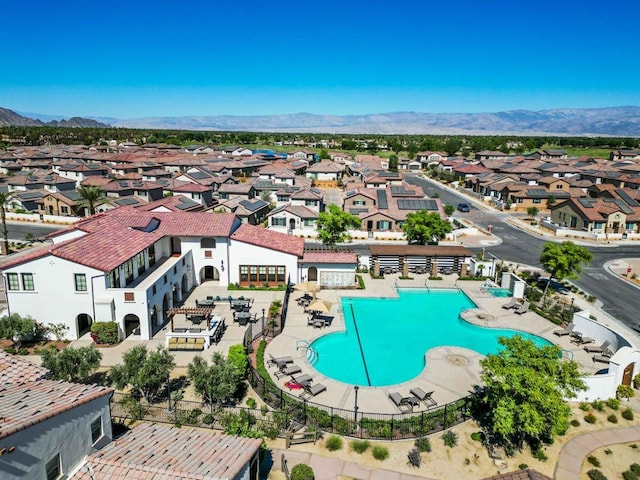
[166,307,214,332]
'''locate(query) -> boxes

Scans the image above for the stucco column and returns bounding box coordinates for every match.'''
[460,263,468,277]
[431,260,438,277]
[374,260,380,277]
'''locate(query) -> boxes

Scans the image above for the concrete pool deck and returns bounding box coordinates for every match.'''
[266,274,613,415]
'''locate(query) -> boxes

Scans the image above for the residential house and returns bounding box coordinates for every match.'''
[290,187,324,212]
[550,196,640,233]
[474,150,509,161]
[0,352,113,480]
[216,198,271,225]
[37,190,86,217]
[268,204,319,234]
[305,160,345,187]
[416,151,447,166]
[7,172,77,193]
[298,250,358,287]
[102,179,165,203]
[610,149,640,161]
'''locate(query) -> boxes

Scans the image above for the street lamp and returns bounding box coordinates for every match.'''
[261,308,266,340]
[354,385,359,419]
[569,297,575,321]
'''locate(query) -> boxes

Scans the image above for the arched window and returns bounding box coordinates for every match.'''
[200,238,216,248]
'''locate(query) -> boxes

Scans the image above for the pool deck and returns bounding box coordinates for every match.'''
[267,275,609,415]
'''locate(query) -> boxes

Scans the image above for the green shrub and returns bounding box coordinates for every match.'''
[631,464,640,474]
[18,348,29,355]
[407,448,421,467]
[623,407,635,420]
[617,385,635,400]
[532,449,548,462]
[227,344,248,377]
[592,400,605,411]
[246,397,257,409]
[470,431,483,442]
[325,435,343,451]
[605,448,613,455]
[90,321,119,344]
[519,463,529,470]
[442,430,458,448]
[606,398,620,410]
[584,413,597,424]
[587,455,601,467]
[579,402,592,411]
[290,463,314,480]
[415,437,431,452]
[202,414,215,425]
[350,439,370,454]
[570,419,580,427]
[587,470,608,480]
[356,274,365,289]
[372,445,390,461]
[622,470,638,480]
[607,414,618,423]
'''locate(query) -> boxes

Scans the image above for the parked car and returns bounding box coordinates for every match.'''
[457,203,470,212]
[537,277,570,295]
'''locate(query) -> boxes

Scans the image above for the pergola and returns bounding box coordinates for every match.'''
[166,307,214,332]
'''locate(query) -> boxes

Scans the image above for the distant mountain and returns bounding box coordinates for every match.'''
[109,107,640,136]
[0,107,109,128]
[3,106,639,135]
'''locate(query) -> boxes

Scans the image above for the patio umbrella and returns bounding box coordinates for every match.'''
[293,281,319,293]
[306,299,332,313]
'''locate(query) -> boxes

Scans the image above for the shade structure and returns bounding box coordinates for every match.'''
[293,281,319,293]
[307,299,332,313]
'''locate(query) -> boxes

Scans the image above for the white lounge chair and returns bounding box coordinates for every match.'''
[410,387,437,408]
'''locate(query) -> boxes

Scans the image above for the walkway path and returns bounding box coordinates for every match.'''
[555,425,640,479]
[271,448,434,480]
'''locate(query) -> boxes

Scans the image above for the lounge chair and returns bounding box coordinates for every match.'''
[388,392,418,412]
[502,298,520,309]
[514,301,530,315]
[291,374,313,388]
[592,355,611,364]
[553,323,575,337]
[570,333,594,345]
[410,387,437,408]
[274,364,302,379]
[267,354,293,369]
[299,383,326,399]
[584,340,612,354]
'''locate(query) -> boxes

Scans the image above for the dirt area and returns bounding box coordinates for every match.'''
[0,338,69,354]
[264,403,640,479]
[581,442,640,479]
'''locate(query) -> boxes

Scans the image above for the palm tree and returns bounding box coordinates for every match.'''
[77,186,105,216]
[0,191,12,255]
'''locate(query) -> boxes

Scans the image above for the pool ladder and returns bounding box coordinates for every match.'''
[306,346,319,364]
[296,339,310,351]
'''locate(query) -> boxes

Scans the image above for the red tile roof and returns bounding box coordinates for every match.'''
[0,351,49,384]
[231,223,304,257]
[300,251,358,264]
[71,423,261,480]
[1,208,239,271]
[0,379,112,439]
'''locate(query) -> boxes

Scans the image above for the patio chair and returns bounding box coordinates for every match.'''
[274,364,302,379]
[291,373,313,388]
[514,301,530,315]
[584,340,612,354]
[592,354,611,364]
[299,383,327,399]
[501,298,520,309]
[553,323,575,337]
[388,392,414,412]
[267,354,293,369]
[410,387,437,408]
[571,333,594,345]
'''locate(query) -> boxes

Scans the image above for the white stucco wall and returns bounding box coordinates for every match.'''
[228,241,300,285]
[0,395,112,480]
[182,237,231,286]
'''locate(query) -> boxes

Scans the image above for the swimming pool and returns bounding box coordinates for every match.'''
[487,287,512,298]
[309,289,550,386]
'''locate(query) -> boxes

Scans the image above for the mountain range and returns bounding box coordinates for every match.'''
[2,106,640,136]
[0,107,109,128]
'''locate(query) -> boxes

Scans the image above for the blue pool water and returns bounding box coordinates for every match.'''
[487,287,512,298]
[309,289,551,386]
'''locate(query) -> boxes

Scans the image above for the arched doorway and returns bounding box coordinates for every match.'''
[172,284,179,305]
[162,294,170,323]
[200,266,220,282]
[622,362,635,386]
[307,267,318,282]
[76,313,93,337]
[289,218,296,231]
[181,273,188,296]
[124,314,140,337]
[171,237,182,255]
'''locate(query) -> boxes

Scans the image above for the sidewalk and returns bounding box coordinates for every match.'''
[605,258,640,290]
[555,424,640,479]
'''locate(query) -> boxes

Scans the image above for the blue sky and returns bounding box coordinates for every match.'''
[1,0,639,118]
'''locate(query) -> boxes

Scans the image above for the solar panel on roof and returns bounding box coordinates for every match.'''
[116,197,140,206]
[578,198,594,208]
[118,181,129,187]
[397,199,438,211]
[239,199,267,212]
[610,199,634,215]
[616,189,640,207]
[376,190,388,209]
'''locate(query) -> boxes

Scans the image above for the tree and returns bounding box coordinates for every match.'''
[77,185,105,216]
[259,189,273,203]
[539,241,593,300]
[319,149,330,160]
[0,313,45,348]
[316,204,361,246]
[109,345,175,401]
[480,336,585,449]
[526,206,539,220]
[403,211,452,245]
[444,204,455,216]
[388,154,398,172]
[41,345,102,383]
[444,138,462,156]
[187,352,242,405]
[0,191,12,255]
[547,195,556,208]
